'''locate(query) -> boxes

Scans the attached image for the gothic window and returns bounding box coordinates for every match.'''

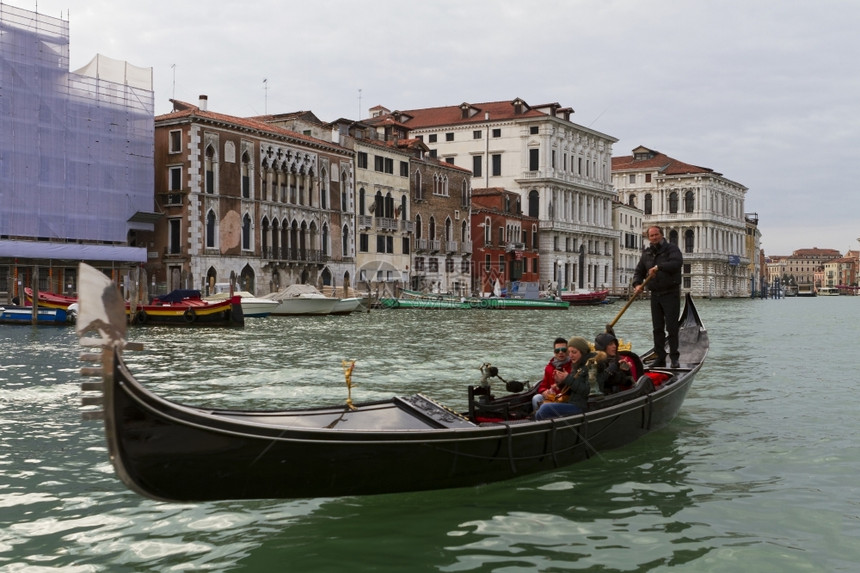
[644,194,653,215]
[206,210,216,248]
[242,213,251,250]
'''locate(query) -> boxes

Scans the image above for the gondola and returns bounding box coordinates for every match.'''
[76,262,708,502]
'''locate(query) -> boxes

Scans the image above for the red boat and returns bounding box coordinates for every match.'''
[130,289,244,327]
[26,287,243,327]
[25,287,77,309]
[559,289,609,305]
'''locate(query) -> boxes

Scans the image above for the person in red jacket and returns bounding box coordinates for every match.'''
[532,337,574,412]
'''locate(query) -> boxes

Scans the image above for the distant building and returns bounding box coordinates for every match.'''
[151,97,354,295]
[0,4,155,299]
[822,254,856,290]
[366,98,618,292]
[612,200,644,295]
[745,213,764,295]
[470,188,540,295]
[766,248,842,291]
[612,146,749,298]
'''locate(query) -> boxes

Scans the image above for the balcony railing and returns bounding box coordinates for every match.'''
[378,217,399,232]
[262,247,328,263]
[400,220,414,233]
[358,214,373,229]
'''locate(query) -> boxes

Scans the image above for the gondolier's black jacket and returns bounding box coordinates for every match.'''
[632,239,683,294]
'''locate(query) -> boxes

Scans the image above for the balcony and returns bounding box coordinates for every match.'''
[445,240,458,254]
[400,220,414,233]
[378,217,399,232]
[358,214,373,229]
[262,247,328,264]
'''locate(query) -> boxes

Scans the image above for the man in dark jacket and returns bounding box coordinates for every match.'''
[633,226,683,368]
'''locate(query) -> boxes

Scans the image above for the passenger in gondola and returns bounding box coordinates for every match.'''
[532,337,574,412]
[595,332,635,394]
[535,337,606,420]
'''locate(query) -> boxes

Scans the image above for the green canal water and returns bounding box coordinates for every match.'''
[1,296,858,571]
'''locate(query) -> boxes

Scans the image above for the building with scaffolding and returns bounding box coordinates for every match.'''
[0,3,155,300]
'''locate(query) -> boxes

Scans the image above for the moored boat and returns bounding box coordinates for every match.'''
[130,289,243,327]
[76,262,708,502]
[559,289,609,305]
[382,289,569,310]
[204,287,278,317]
[0,305,72,325]
[24,287,77,309]
[262,284,340,316]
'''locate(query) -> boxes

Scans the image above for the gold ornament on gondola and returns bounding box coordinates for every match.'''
[342,359,357,410]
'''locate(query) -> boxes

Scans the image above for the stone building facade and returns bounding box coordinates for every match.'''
[367,98,617,293]
[151,97,354,296]
[612,146,750,298]
[470,188,540,295]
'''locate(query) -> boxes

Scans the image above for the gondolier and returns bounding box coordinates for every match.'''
[633,226,683,368]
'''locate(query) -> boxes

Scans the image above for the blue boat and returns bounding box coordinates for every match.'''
[0,305,72,325]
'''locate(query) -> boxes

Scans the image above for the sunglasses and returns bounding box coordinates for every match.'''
[553,347,568,353]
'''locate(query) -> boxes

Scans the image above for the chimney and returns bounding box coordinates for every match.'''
[199,95,208,111]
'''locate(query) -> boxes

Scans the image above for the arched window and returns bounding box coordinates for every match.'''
[206,210,216,248]
[445,217,452,242]
[242,213,251,250]
[684,229,694,253]
[414,171,423,201]
[528,190,539,218]
[359,188,366,215]
[644,194,652,215]
[400,195,408,220]
[241,152,251,198]
[341,172,348,211]
[261,216,269,255]
[684,190,695,213]
[628,193,636,207]
[322,224,329,256]
[385,192,394,218]
[669,192,679,214]
[415,214,423,240]
[342,225,349,257]
[320,168,328,209]
[484,217,491,244]
[429,217,436,240]
[205,145,216,194]
[374,191,383,216]
[669,229,679,246]
[461,220,468,242]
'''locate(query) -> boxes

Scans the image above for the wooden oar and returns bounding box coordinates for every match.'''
[606,275,651,334]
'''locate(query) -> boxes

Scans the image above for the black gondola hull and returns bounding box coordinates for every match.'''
[78,256,707,502]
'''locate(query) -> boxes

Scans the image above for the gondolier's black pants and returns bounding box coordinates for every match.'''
[650,289,680,362]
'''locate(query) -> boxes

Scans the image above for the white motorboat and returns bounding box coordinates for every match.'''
[206,286,278,317]
[331,297,363,315]
[262,286,338,316]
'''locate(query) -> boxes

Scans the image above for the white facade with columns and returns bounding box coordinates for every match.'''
[369,99,618,293]
[612,146,750,298]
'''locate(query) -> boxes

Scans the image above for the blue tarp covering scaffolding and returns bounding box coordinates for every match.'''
[0,3,154,262]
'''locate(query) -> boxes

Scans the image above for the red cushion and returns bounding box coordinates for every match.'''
[645,371,671,387]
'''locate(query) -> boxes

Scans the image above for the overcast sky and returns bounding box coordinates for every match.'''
[23,0,860,256]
